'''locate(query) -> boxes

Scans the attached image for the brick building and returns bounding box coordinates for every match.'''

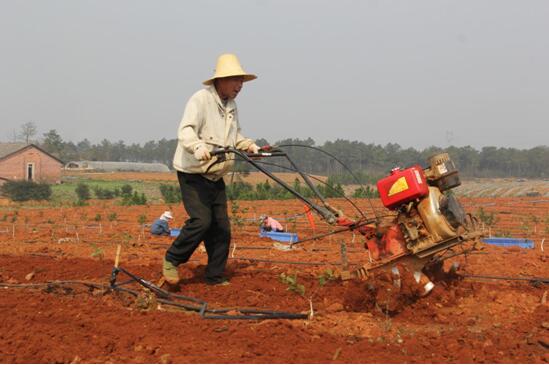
[0,143,64,184]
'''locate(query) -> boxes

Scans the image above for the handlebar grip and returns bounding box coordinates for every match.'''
[210,148,228,156]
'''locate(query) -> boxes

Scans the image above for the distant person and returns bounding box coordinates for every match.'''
[260,215,285,232]
[162,53,260,286]
[150,211,173,236]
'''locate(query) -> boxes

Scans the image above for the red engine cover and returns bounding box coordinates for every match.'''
[376,165,428,210]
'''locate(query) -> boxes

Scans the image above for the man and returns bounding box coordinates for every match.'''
[150,211,173,236]
[163,53,259,286]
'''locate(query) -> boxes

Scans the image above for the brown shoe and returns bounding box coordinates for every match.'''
[162,258,180,285]
[205,277,230,286]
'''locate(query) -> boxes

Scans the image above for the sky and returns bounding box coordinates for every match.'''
[1,0,548,150]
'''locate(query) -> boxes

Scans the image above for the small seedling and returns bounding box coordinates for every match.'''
[74,199,88,207]
[90,243,104,260]
[317,269,337,286]
[499,230,512,238]
[287,216,297,233]
[135,288,158,311]
[230,201,247,232]
[477,207,497,227]
[138,214,147,235]
[137,214,147,225]
[120,232,133,247]
[279,272,305,296]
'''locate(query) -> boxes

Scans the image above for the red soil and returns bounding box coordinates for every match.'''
[0,198,548,363]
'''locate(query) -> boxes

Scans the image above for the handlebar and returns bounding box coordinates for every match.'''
[210,147,230,156]
[211,146,282,157]
[208,146,343,225]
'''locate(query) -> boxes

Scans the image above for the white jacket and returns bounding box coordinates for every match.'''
[172,85,254,180]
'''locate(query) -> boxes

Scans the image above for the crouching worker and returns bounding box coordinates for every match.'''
[260,215,284,232]
[150,211,173,236]
[162,53,260,287]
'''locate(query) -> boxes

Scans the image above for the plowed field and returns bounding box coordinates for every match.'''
[0,197,548,363]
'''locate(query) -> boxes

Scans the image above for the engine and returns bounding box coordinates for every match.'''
[371,153,472,257]
[353,153,478,296]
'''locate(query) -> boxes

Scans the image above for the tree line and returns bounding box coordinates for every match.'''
[36,129,548,180]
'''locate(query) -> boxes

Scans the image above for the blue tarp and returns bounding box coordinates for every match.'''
[482,237,534,249]
[259,228,298,243]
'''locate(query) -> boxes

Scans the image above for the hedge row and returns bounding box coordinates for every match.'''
[1,181,52,201]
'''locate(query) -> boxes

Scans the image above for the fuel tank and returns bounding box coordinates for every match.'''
[377,165,429,210]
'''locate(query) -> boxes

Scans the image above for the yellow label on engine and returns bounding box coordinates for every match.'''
[388,177,409,196]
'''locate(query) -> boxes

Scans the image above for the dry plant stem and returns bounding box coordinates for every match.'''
[340,241,349,270]
[231,242,237,258]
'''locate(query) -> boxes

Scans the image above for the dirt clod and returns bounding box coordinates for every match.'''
[24,271,35,281]
[160,354,171,364]
[326,302,344,312]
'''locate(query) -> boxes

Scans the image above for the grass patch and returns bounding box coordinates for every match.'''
[50,177,164,205]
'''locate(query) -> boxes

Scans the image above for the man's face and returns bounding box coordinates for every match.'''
[215,76,244,100]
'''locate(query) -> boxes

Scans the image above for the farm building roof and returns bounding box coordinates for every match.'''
[65,161,170,172]
[0,143,29,159]
[0,143,64,164]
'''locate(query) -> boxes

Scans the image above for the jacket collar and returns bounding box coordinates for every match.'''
[206,84,236,112]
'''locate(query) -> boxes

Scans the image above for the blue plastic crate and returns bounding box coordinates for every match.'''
[259,228,298,243]
[482,237,534,249]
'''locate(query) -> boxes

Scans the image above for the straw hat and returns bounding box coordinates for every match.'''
[161,211,173,220]
[203,53,257,85]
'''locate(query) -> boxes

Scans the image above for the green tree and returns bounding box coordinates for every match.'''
[159,184,181,203]
[41,129,65,157]
[120,184,133,197]
[75,183,91,201]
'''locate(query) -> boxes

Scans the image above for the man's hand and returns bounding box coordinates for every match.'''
[193,144,211,161]
[247,143,260,154]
